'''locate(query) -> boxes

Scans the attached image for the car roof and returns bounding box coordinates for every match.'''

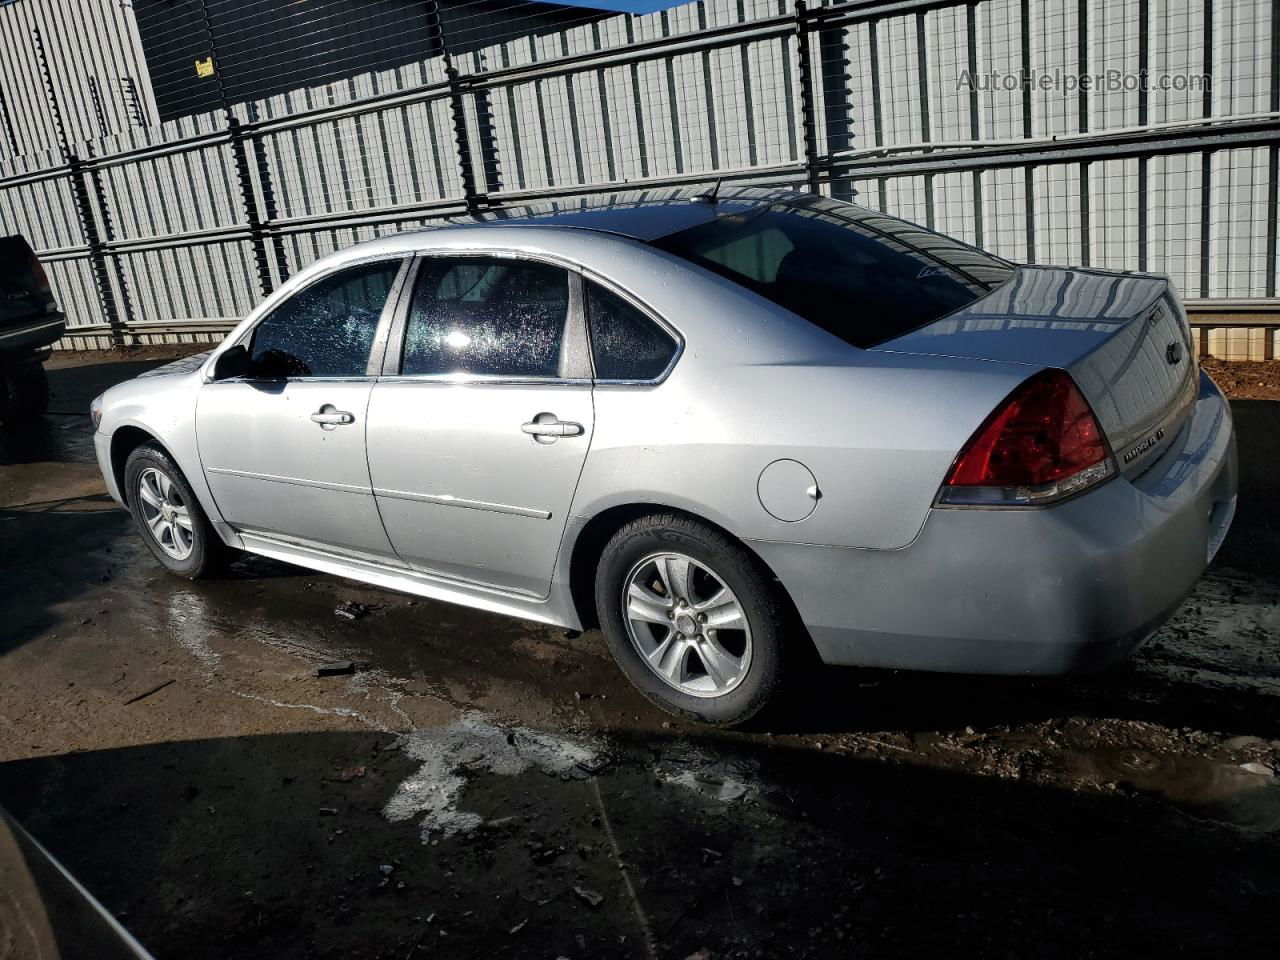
[441,184,803,242]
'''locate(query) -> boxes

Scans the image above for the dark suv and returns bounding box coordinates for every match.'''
[0,234,64,422]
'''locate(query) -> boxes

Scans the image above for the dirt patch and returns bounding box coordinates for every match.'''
[1203,358,1280,401]
[49,343,213,369]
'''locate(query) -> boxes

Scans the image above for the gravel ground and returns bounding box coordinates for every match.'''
[0,349,1277,959]
[1201,358,1280,401]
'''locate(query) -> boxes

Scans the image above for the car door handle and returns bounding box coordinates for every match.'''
[521,418,583,438]
[310,410,355,425]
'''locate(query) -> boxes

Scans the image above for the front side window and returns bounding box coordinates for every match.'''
[401,257,570,378]
[652,196,1015,348]
[250,260,401,377]
[586,281,677,381]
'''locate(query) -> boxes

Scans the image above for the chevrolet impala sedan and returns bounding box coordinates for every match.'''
[91,188,1237,724]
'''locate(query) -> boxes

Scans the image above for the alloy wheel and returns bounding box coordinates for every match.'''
[136,467,195,560]
[622,552,753,698]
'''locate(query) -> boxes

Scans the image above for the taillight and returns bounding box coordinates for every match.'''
[28,251,52,296]
[938,369,1115,506]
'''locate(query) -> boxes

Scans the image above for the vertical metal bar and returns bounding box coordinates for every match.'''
[967,2,982,248]
[86,76,109,138]
[1137,0,1149,126]
[121,76,148,129]
[1076,0,1088,133]
[1199,150,1212,298]
[424,0,485,215]
[0,84,19,156]
[1024,165,1036,263]
[1137,156,1148,272]
[794,0,822,194]
[1202,0,1214,119]
[195,0,282,297]
[1019,0,1032,138]
[33,27,127,347]
[1268,0,1279,304]
[916,11,933,228]
[1079,161,1090,266]
[1265,145,1277,300]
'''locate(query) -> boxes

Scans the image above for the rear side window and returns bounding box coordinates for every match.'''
[250,260,400,377]
[652,197,1014,348]
[586,281,677,381]
[402,257,570,378]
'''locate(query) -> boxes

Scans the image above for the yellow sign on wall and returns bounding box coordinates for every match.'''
[195,56,214,78]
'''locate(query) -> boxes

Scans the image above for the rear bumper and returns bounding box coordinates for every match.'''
[0,314,65,355]
[751,371,1238,675]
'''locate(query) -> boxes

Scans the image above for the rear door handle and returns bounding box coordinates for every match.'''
[521,416,584,439]
[310,410,355,426]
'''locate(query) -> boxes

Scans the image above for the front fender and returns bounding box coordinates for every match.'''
[97,371,227,530]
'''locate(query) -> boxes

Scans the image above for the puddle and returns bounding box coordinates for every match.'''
[383,712,605,839]
[1071,747,1280,831]
[652,742,761,803]
[166,591,222,670]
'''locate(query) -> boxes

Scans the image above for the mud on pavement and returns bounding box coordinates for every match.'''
[1,349,1279,959]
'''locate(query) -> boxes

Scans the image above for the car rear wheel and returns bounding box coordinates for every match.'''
[124,442,234,578]
[595,513,787,726]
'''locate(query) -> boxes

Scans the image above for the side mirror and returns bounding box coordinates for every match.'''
[210,344,252,381]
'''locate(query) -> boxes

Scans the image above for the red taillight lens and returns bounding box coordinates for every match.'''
[28,252,51,296]
[940,369,1114,505]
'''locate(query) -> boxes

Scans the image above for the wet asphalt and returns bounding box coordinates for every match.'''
[1,349,1278,959]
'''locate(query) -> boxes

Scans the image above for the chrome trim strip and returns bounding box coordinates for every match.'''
[207,466,369,495]
[373,486,551,519]
[237,532,556,612]
[374,374,593,386]
[233,527,404,567]
[213,375,376,384]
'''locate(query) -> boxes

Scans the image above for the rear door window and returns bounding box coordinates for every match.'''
[652,197,1014,347]
[250,260,401,377]
[585,281,677,381]
[401,257,571,378]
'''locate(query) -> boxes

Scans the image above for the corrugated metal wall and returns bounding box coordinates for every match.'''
[0,0,158,156]
[0,0,1277,354]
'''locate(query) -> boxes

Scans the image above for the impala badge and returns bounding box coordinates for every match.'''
[1166,341,1183,365]
[1124,427,1166,464]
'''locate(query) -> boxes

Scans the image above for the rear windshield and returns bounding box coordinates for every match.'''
[651,197,1015,348]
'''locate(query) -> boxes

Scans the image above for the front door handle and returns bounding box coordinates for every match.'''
[310,409,355,426]
[521,414,584,442]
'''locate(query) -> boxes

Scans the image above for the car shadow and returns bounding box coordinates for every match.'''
[0,727,1276,960]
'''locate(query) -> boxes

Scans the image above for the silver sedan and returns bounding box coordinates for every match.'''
[91,188,1237,724]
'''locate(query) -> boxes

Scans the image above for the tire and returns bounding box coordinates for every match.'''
[124,441,234,578]
[0,359,48,422]
[595,512,788,726]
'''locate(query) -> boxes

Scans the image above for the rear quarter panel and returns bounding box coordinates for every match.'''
[563,241,1034,551]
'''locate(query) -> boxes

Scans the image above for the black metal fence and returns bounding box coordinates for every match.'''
[1,0,1278,356]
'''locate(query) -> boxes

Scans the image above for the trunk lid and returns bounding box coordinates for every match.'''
[872,266,1198,477]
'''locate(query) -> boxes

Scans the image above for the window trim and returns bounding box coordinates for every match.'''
[219,254,412,383]
[381,249,594,385]
[579,268,684,386]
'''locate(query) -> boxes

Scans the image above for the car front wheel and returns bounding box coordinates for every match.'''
[124,441,233,578]
[595,513,788,726]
